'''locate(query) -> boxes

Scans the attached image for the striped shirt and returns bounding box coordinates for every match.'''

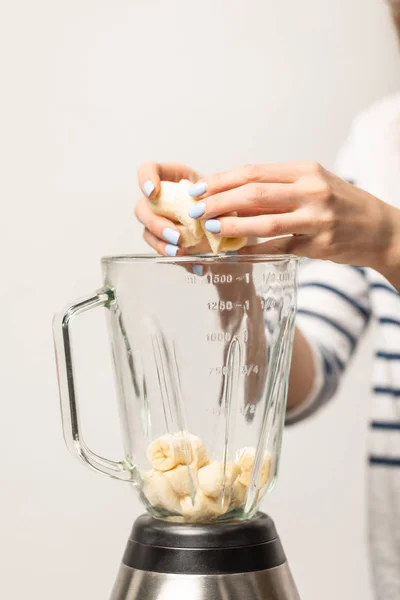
[286,93,400,599]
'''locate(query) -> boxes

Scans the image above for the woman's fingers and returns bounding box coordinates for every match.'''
[203,211,310,239]
[143,228,184,257]
[240,235,313,257]
[138,162,201,199]
[136,197,212,253]
[142,228,210,263]
[188,161,315,199]
[138,162,161,199]
[135,197,181,245]
[188,183,300,220]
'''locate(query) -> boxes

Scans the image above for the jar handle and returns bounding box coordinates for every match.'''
[53,288,132,481]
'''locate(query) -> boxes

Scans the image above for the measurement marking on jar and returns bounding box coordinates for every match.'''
[207,301,234,311]
[235,274,251,283]
[206,332,233,342]
[186,274,235,284]
[206,274,233,284]
[209,364,259,376]
[234,301,250,310]
[262,272,293,284]
[206,331,249,342]
[241,404,256,417]
[207,299,275,311]
[260,297,276,310]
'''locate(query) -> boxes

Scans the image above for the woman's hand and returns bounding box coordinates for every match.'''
[135,162,210,256]
[186,161,399,277]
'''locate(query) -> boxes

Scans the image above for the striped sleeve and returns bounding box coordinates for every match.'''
[286,259,371,424]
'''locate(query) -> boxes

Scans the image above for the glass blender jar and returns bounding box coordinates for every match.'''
[54,254,298,523]
[53,254,301,600]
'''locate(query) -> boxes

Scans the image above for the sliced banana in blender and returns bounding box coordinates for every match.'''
[144,434,274,520]
[231,479,248,509]
[198,461,240,498]
[164,463,198,497]
[180,490,230,522]
[143,470,182,514]
[147,433,190,471]
[235,447,272,489]
[173,431,209,468]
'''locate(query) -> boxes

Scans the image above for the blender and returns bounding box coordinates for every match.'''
[53,254,301,600]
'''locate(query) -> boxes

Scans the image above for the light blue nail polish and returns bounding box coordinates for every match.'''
[165,244,179,257]
[226,251,238,256]
[193,265,204,276]
[205,219,221,233]
[189,181,208,197]
[188,201,206,219]
[162,228,180,245]
[143,180,155,197]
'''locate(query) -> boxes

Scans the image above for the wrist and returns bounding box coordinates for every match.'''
[373,203,400,289]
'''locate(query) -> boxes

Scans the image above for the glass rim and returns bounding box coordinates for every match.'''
[101,253,300,265]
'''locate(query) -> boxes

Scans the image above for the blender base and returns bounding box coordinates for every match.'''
[109,513,301,600]
[111,562,299,600]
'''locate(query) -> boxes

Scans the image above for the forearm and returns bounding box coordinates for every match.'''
[286,328,316,412]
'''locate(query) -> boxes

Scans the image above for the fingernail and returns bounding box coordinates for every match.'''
[165,244,179,257]
[189,181,208,197]
[188,201,205,219]
[162,228,180,245]
[143,180,155,197]
[193,265,204,276]
[205,219,221,233]
[226,251,238,256]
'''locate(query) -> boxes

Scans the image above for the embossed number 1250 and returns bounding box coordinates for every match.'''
[207,301,233,311]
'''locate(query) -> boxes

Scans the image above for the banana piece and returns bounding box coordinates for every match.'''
[201,218,248,255]
[174,431,209,468]
[143,470,181,514]
[166,516,185,523]
[149,179,247,254]
[231,479,248,509]
[150,180,203,247]
[178,225,201,248]
[147,434,191,472]
[198,461,240,498]
[235,447,272,489]
[164,463,198,497]
[188,433,209,468]
[144,435,272,521]
[180,490,230,522]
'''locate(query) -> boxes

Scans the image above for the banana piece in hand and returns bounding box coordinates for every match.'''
[236,447,272,489]
[180,490,230,522]
[150,180,203,247]
[198,461,240,498]
[147,434,191,472]
[150,180,248,254]
[164,463,198,497]
[143,470,181,514]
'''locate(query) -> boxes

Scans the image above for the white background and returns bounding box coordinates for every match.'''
[1,0,400,598]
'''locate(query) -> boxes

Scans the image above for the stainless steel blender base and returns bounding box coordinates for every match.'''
[110,563,301,600]
[109,514,301,600]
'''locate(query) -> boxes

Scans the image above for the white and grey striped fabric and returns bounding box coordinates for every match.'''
[286,93,400,599]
